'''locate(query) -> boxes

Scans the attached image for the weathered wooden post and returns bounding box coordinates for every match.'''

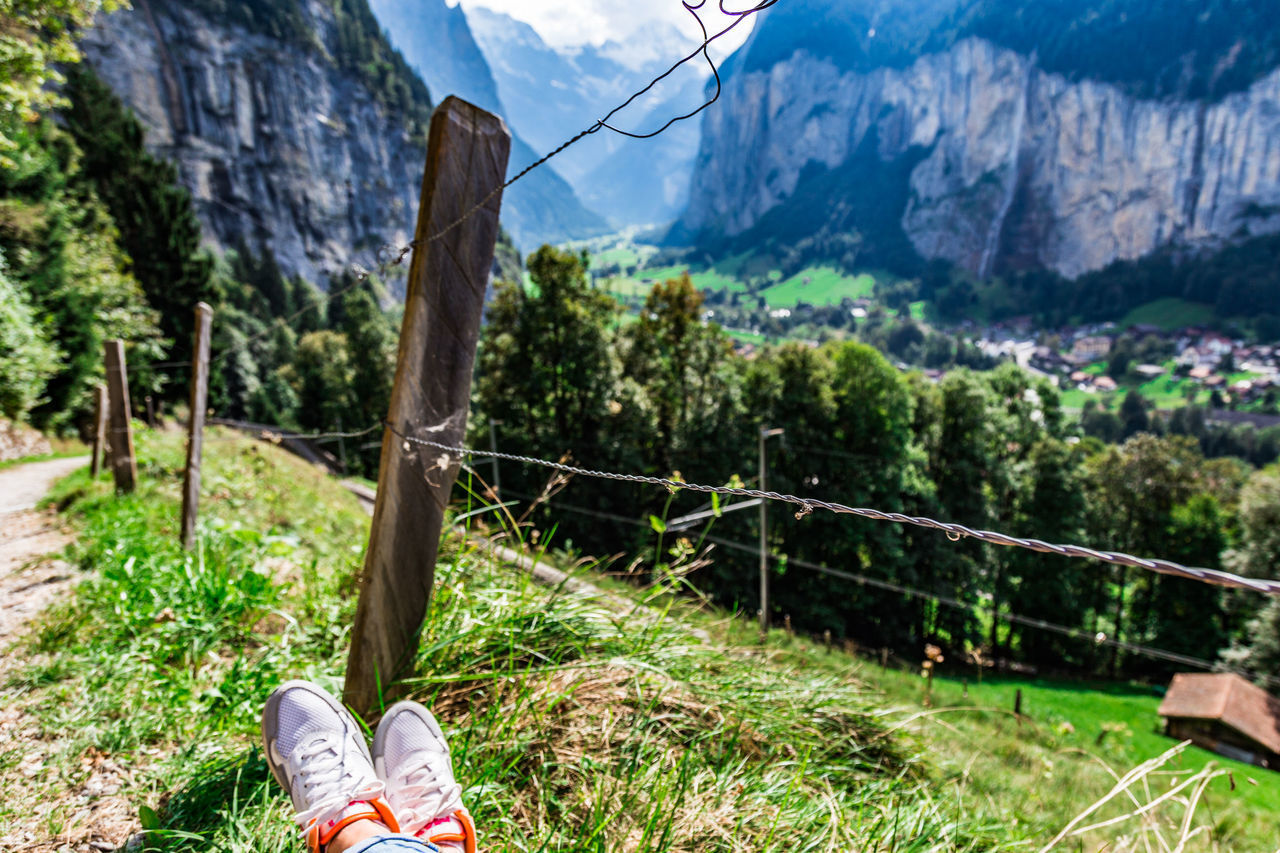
[103,340,137,492]
[181,302,213,550]
[344,97,511,714]
[91,384,108,478]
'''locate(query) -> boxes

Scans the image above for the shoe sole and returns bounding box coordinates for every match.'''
[371,700,448,776]
[261,679,373,794]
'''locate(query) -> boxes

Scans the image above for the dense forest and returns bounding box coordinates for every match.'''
[946,0,1280,101]
[472,247,1280,686]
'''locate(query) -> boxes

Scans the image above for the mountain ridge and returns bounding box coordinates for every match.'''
[676,0,1280,283]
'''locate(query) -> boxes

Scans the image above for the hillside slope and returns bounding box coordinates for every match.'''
[676,0,1280,281]
[3,429,1275,850]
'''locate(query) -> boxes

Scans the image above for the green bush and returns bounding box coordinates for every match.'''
[0,251,58,421]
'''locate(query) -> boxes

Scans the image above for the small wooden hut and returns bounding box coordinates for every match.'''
[1158,673,1280,768]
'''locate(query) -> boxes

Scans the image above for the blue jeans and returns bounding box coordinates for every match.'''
[346,836,439,853]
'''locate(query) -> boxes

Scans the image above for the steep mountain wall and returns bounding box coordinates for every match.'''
[81,0,428,287]
[679,34,1280,279]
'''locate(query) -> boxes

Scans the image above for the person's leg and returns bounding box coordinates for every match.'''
[331,827,440,853]
[373,702,477,853]
[261,680,401,853]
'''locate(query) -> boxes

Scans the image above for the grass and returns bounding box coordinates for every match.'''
[1120,298,1214,331]
[3,431,1270,851]
[601,265,747,300]
[759,267,876,308]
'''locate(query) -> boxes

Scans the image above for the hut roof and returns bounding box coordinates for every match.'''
[1158,673,1280,754]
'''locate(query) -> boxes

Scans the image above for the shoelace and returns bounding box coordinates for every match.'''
[390,750,464,837]
[292,733,386,836]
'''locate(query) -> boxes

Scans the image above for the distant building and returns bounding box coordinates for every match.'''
[1072,335,1113,361]
[1095,376,1118,392]
[1158,673,1280,768]
[1135,364,1166,379]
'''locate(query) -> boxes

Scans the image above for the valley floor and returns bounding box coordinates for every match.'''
[0,431,1274,851]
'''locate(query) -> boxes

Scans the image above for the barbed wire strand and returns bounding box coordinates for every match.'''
[492,487,1280,689]
[697,534,1280,688]
[205,421,385,444]
[384,423,1280,596]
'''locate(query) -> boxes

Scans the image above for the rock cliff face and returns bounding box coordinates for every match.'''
[81,0,428,287]
[82,0,607,284]
[679,36,1280,279]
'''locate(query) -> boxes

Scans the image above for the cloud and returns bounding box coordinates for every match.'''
[452,0,756,53]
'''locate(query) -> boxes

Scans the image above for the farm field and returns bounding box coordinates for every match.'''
[600,265,746,298]
[759,266,876,307]
[1121,298,1215,331]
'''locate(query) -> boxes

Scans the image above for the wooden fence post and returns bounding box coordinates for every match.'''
[103,340,137,492]
[91,384,108,478]
[181,302,213,550]
[343,97,511,714]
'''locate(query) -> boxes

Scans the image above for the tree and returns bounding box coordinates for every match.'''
[622,274,736,472]
[1119,389,1150,438]
[0,116,161,430]
[1007,438,1089,665]
[1084,435,1206,673]
[0,0,119,161]
[1145,494,1227,666]
[472,245,624,515]
[0,250,58,421]
[287,331,355,435]
[923,369,996,649]
[337,281,396,474]
[1226,467,1280,579]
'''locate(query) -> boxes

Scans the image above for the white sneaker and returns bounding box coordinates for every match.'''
[262,680,400,853]
[372,701,477,853]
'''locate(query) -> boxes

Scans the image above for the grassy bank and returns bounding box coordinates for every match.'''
[2,430,1270,851]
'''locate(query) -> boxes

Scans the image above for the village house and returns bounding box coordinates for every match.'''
[1159,673,1280,768]
[1071,335,1112,362]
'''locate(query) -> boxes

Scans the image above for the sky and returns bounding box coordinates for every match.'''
[450,0,758,53]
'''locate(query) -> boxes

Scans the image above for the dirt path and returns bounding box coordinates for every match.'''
[0,456,88,641]
[0,456,124,853]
